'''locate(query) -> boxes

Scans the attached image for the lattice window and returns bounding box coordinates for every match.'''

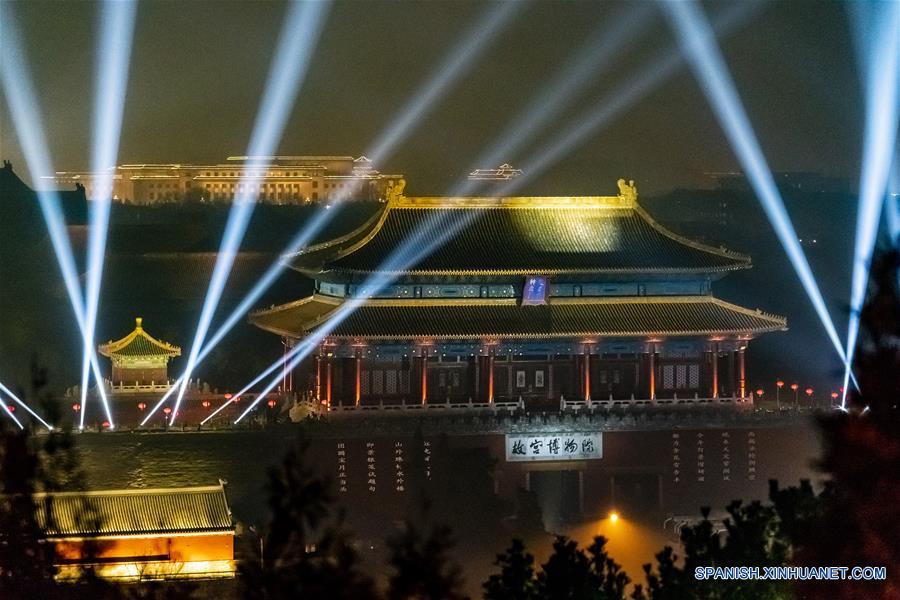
[386,370,397,394]
[676,365,687,388]
[662,365,674,388]
[689,364,700,388]
[373,370,384,395]
[361,371,371,395]
[400,371,410,394]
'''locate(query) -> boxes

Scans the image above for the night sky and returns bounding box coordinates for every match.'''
[0,0,863,196]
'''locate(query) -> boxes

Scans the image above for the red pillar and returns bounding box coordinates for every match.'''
[420,348,428,405]
[711,344,719,398]
[325,356,332,407]
[488,351,495,403]
[738,346,746,399]
[315,355,322,402]
[583,345,591,402]
[355,349,362,406]
[649,345,656,400]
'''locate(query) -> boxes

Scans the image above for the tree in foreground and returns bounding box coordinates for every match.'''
[240,439,377,600]
[483,535,629,600]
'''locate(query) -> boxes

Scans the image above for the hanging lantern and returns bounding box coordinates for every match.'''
[267,399,277,408]
[202,400,211,409]
[776,380,784,388]
[137,402,146,411]
[805,387,813,397]
[790,383,799,391]
[72,403,81,412]
[163,407,172,415]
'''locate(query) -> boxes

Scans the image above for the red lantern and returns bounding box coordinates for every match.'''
[137,402,146,411]
[831,392,838,400]
[102,421,110,428]
[202,400,211,409]
[224,393,233,400]
[755,388,764,397]
[790,383,799,391]
[163,407,172,415]
[7,405,14,413]
[776,380,784,389]
[267,399,277,408]
[805,387,813,397]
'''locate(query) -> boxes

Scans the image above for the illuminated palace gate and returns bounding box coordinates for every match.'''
[252,185,785,408]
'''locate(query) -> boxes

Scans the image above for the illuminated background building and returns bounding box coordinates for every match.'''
[46,155,404,204]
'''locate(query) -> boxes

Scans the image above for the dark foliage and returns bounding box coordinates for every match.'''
[240,439,377,600]
[386,506,465,600]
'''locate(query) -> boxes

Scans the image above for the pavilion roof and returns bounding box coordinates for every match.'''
[250,294,786,341]
[98,317,181,359]
[285,194,751,281]
[32,483,232,539]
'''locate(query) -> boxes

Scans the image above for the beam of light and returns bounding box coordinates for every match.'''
[169,0,331,425]
[364,0,520,164]
[457,1,656,197]
[79,0,139,422]
[148,3,519,425]
[229,205,492,424]
[0,381,53,431]
[842,0,900,406]
[0,4,111,429]
[659,0,852,375]
[0,395,24,430]
[222,3,760,421]
[495,0,757,196]
[886,163,899,245]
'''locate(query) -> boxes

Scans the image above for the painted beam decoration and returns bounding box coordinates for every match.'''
[505,432,602,462]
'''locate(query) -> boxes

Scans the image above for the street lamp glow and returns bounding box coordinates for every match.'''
[609,511,620,523]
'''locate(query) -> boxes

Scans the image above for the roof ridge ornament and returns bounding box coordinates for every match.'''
[135,316,143,331]
[617,178,637,201]
[385,178,406,203]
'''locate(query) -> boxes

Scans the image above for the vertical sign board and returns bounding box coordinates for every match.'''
[506,432,602,462]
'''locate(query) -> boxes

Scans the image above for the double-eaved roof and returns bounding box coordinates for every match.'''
[287,196,750,281]
[251,295,786,340]
[32,483,233,539]
[98,317,181,360]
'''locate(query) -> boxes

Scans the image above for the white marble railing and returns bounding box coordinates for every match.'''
[105,381,174,394]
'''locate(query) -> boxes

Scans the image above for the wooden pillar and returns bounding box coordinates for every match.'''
[488,351,495,403]
[729,350,736,397]
[738,346,746,399]
[547,355,554,400]
[315,354,322,401]
[583,345,591,401]
[420,348,428,405]
[474,355,480,401]
[354,349,362,406]
[325,356,332,407]
[711,346,719,398]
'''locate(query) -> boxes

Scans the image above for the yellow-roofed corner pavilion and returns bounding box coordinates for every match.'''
[98,317,181,390]
[250,181,786,409]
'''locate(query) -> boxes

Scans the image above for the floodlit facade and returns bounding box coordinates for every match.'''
[46,155,404,205]
[33,484,235,582]
[251,180,786,409]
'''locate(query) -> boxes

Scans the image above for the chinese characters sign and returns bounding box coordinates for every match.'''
[505,432,602,462]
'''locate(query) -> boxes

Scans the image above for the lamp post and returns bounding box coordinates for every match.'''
[755,388,764,405]
[830,391,838,408]
[790,383,799,408]
[805,387,814,408]
[776,380,784,409]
